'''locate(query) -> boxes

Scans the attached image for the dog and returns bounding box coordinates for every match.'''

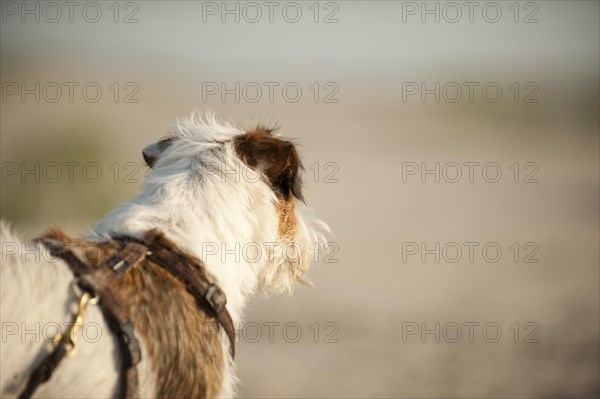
[0,112,329,398]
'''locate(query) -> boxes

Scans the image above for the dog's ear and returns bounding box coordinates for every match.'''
[143,137,174,168]
[235,129,303,202]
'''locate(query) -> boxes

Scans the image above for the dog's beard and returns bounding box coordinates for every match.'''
[257,203,330,295]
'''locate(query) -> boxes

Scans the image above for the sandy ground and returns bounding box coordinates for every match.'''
[2,104,597,398]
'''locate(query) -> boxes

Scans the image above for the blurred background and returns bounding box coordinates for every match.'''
[1,1,598,397]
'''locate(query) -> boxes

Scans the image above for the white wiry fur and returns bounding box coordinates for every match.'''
[0,112,329,398]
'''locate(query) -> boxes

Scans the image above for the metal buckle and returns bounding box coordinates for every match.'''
[111,259,127,274]
[205,284,225,314]
[111,243,151,275]
[54,283,99,357]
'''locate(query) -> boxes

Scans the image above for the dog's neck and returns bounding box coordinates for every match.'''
[91,169,281,322]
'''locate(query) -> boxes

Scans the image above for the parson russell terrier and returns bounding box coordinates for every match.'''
[0,113,330,398]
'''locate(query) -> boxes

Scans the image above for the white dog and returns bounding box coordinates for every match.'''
[0,113,329,398]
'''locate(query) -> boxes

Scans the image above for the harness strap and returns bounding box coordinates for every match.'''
[18,232,235,399]
[89,279,141,399]
[18,239,146,399]
[17,341,68,399]
[143,244,236,358]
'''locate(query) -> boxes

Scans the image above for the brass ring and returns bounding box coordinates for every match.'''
[70,278,99,304]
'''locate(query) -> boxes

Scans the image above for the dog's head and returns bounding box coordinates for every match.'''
[141,114,328,294]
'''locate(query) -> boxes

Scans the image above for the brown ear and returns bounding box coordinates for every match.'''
[234,129,303,202]
[142,137,174,168]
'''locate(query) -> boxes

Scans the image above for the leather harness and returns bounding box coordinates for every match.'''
[18,232,236,399]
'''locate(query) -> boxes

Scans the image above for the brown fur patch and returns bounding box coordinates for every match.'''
[234,129,302,238]
[38,229,225,398]
[234,129,303,202]
[277,196,297,238]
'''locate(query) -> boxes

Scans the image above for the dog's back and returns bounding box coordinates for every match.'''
[0,222,122,398]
